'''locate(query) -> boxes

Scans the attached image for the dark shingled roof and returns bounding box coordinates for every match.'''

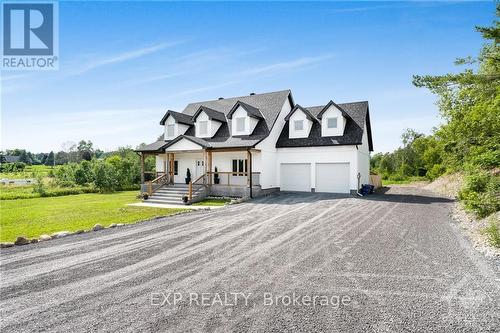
[160,110,194,126]
[227,100,264,120]
[138,90,292,151]
[136,140,171,153]
[192,106,227,123]
[276,101,373,151]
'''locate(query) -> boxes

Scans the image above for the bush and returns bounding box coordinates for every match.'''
[32,175,46,196]
[426,164,446,180]
[459,171,499,218]
[482,217,500,248]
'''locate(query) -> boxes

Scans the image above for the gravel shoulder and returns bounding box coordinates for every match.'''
[1,187,499,332]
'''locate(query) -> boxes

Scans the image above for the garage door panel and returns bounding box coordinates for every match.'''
[280,163,310,192]
[316,163,350,194]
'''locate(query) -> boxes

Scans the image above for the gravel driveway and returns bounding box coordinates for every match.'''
[1,186,499,332]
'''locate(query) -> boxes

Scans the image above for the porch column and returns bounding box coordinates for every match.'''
[207,150,212,185]
[140,153,145,184]
[162,155,167,177]
[169,153,175,184]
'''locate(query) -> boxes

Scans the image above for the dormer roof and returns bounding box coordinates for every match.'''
[160,110,194,126]
[192,105,227,123]
[316,100,353,121]
[227,100,264,120]
[284,104,318,122]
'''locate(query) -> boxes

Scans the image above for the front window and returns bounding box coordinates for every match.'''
[174,161,178,175]
[199,121,208,135]
[294,120,304,131]
[167,124,175,137]
[327,117,338,129]
[232,159,247,176]
[236,117,246,132]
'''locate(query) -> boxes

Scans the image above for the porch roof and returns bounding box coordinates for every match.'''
[136,134,263,153]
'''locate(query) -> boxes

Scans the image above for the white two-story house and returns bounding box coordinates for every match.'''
[136,90,373,204]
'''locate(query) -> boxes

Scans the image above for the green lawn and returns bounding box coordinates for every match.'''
[0,191,188,242]
[192,198,231,206]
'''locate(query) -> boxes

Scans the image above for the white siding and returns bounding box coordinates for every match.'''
[165,138,203,152]
[357,123,370,185]
[255,95,293,189]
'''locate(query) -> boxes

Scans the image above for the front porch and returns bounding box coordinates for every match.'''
[138,146,262,204]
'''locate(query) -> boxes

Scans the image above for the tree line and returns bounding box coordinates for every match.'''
[372,6,499,218]
[0,140,105,166]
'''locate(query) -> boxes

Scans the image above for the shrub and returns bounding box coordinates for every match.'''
[32,175,46,196]
[426,164,446,180]
[482,217,500,248]
[459,171,499,218]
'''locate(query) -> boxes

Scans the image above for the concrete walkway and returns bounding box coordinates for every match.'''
[127,202,226,210]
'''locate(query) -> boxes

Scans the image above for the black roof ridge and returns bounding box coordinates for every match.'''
[184,89,291,107]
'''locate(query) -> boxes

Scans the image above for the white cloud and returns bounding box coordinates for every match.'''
[68,41,182,76]
[239,54,334,76]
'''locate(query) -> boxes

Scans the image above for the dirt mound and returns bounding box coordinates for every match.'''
[424,173,464,198]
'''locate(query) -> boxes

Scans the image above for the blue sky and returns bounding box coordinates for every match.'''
[0,1,496,153]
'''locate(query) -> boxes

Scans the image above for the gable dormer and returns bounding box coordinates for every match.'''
[284,105,315,139]
[159,110,193,140]
[317,100,350,137]
[192,106,226,138]
[227,101,263,136]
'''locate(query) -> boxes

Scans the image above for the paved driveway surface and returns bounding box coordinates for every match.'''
[1,187,499,332]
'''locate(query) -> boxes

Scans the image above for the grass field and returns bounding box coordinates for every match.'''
[0,191,188,242]
[0,165,58,179]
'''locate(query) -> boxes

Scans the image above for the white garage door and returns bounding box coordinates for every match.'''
[280,163,311,192]
[315,163,350,194]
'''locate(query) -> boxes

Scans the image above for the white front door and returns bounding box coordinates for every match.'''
[195,159,205,179]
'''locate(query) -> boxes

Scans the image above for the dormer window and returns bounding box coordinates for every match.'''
[236,117,246,132]
[199,121,208,135]
[294,120,304,131]
[192,106,226,138]
[167,124,175,137]
[317,101,350,137]
[327,117,338,129]
[284,105,314,139]
[160,110,194,140]
[227,101,264,136]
